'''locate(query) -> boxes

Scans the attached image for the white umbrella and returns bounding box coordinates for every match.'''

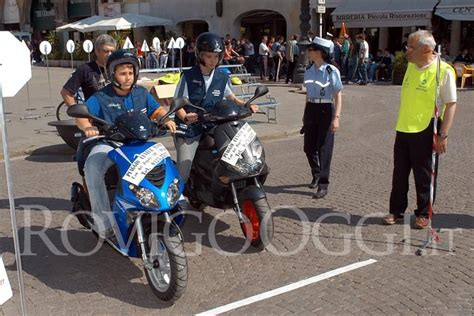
[56,15,104,32]
[80,13,173,32]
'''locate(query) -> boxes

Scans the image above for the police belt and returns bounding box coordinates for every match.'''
[306,97,333,104]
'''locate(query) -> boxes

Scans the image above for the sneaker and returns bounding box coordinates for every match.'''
[382,214,404,225]
[414,216,429,229]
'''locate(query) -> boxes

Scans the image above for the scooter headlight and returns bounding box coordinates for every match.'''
[251,141,264,160]
[167,178,181,207]
[129,184,160,208]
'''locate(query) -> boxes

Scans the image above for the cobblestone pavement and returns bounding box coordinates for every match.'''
[0,79,473,315]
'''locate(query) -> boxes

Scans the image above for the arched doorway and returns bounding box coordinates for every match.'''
[178,20,209,40]
[239,10,286,43]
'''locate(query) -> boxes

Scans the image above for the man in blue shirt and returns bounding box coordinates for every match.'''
[76,50,176,238]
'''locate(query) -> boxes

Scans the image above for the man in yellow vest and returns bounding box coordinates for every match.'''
[383,30,457,229]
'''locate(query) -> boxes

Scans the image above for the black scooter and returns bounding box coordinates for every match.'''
[177,86,273,250]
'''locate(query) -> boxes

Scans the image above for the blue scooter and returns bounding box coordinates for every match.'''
[67,99,188,303]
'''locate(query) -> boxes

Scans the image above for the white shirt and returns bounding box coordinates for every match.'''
[259,42,269,56]
[416,59,457,104]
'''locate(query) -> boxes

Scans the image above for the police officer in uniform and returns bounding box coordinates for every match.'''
[303,37,343,199]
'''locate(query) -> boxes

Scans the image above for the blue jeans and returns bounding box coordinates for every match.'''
[357,60,368,83]
[368,63,379,81]
[84,143,115,233]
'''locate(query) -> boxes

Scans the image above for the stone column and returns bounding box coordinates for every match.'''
[294,0,311,84]
[378,27,388,51]
[450,20,461,57]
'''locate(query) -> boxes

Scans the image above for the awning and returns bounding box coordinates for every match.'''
[435,0,474,21]
[332,0,438,28]
[56,13,172,32]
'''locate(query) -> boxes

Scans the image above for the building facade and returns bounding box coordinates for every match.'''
[2,0,472,56]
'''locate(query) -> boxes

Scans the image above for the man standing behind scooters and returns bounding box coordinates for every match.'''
[61,34,117,105]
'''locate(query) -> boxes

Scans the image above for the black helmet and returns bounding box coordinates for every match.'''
[195,32,224,66]
[106,49,140,89]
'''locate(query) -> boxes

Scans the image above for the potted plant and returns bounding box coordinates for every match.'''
[392,51,408,85]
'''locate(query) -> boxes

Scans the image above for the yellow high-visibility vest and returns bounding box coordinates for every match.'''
[396,60,454,133]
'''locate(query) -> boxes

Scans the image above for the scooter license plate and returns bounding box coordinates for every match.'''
[123,143,170,186]
[221,123,256,166]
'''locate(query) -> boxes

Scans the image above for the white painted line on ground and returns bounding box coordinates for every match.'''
[195,258,378,316]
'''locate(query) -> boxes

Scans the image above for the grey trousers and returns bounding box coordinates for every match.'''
[173,134,201,183]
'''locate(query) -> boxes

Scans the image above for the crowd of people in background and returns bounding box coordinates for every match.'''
[26,29,472,87]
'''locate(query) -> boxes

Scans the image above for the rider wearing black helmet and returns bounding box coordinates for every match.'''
[106,50,140,90]
[173,32,259,183]
[75,49,176,238]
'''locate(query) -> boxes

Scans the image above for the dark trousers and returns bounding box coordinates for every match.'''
[303,102,334,189]
[260,55,268,79]
[389,120,438,218]
[286,55,298,83]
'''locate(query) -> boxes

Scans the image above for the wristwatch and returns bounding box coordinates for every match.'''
[439,133,448,140]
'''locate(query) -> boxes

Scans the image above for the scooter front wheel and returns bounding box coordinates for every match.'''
[144,233,188,302]
[240,198,274,251]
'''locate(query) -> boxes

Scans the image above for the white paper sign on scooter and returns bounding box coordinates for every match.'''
[123,143,171,186]
[221,123,256,166]
[0,257,13,305]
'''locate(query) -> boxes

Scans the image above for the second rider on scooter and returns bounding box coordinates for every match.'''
[75,50,176,238]
[173,32,259,183]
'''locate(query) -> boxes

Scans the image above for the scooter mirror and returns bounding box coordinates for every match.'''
[66,103,91,119]
[254,85,269,98]
[245,85,269,108]
[67,103,110,127]
[169,97,190,112]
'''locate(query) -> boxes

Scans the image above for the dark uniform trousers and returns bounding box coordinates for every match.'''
[389,119,438,218]
[303,102,334,189]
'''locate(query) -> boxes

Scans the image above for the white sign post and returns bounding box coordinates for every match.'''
[123,37,134,50]
[141,40,150,68]
[66,39,75,71]
[39,40,53,108]
[0,31,30,315]
[174,37,185,71]
[83,39,93,62]
[167,37,176,68]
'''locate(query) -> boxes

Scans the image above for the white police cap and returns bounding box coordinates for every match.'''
[309,36,333,55]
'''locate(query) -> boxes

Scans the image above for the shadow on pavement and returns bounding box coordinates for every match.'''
[0,227,174,309]
[264,183,313,197]
[273,207,474,229]
[25,144,75,163]
[0,197,71,211]
[182,209,262,254]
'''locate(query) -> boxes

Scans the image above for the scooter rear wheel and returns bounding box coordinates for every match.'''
[240,198,274,251]
[144,233,188,302]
